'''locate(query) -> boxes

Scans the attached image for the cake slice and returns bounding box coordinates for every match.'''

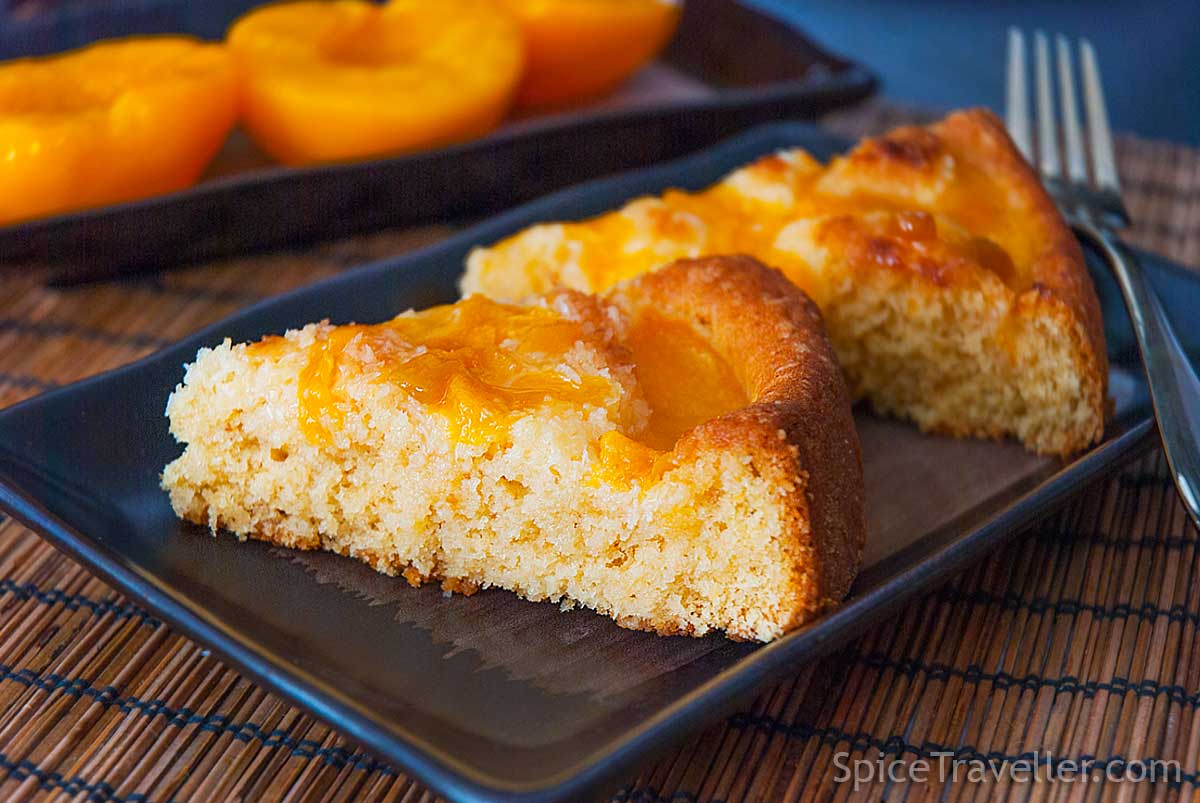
[462,109,1108,456]
[163,256,865,642]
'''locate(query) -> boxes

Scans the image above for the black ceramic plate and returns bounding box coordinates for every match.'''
[0,124,1196,803]
[0,0,874,281]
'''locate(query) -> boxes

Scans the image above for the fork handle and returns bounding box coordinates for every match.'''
[1074,221,1200,527]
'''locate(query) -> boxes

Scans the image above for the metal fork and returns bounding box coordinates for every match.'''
[1007,29,1200,527]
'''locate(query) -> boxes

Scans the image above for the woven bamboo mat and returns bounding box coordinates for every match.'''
[0,102,1198,802]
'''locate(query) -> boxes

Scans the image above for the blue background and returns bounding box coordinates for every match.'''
[753,0,1199,144]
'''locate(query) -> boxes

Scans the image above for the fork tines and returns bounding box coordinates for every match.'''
[1005,28,1130,228]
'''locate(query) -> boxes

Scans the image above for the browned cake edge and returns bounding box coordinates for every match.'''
[935,109,1110,450]
[609,255,867,628]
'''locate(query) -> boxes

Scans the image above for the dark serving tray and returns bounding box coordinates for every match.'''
[0,123,1196,803]
[0,0,874,282]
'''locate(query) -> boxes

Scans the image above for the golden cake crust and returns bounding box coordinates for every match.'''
[927,109,1108,406]
[817,109,1107,451]
[607,255,866,617]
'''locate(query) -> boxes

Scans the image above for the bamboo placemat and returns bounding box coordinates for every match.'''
[0,102,1198,802]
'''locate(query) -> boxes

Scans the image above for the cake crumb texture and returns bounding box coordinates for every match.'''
[462,110,1108,456]
[163,256,865,642]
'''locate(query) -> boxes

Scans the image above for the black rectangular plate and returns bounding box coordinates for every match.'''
[0,123,1196,803]
[0,0,873,281]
